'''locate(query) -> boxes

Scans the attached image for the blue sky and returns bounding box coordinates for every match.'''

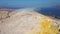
[0,0,60,8]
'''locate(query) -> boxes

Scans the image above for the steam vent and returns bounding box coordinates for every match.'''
[0,9,60,34]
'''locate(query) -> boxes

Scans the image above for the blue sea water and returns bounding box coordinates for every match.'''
[36,6,60,18]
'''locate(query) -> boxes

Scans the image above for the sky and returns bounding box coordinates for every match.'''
[0,0,60,8]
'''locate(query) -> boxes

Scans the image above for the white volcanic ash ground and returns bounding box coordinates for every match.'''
[0,9,60,34]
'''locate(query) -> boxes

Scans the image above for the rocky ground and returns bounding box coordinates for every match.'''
[0,9,60,34]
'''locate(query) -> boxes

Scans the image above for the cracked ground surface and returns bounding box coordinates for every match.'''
[0,9,13,20]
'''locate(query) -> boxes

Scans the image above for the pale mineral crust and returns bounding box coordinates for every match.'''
[0,9,60,34]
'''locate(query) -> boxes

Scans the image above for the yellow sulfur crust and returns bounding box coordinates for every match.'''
[39,17,58,34]
[26,14,58,34]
